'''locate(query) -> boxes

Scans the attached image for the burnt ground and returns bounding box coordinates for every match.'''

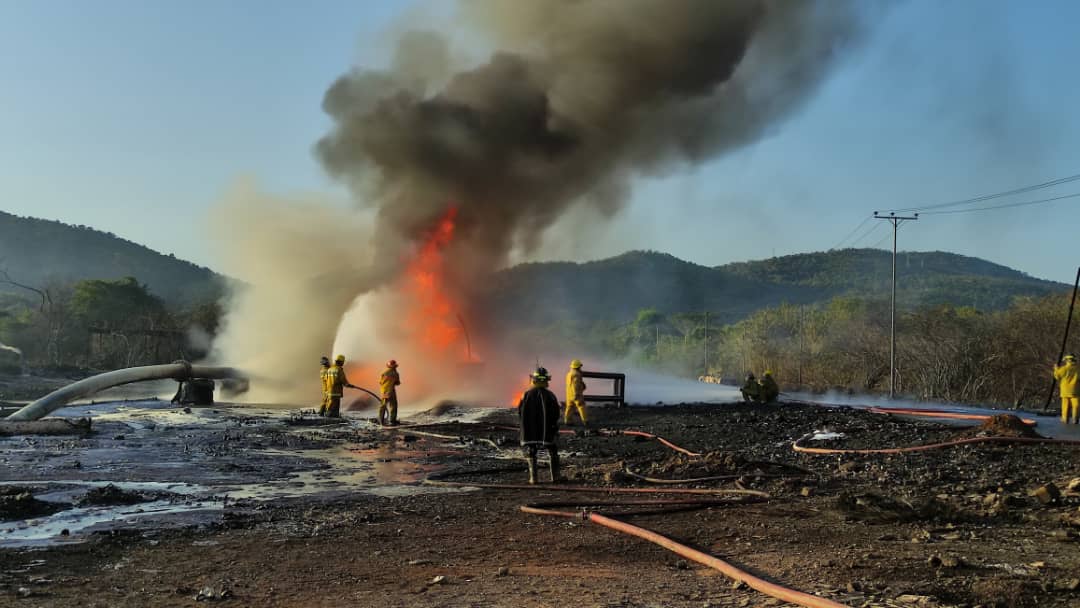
[1,402,1079,608]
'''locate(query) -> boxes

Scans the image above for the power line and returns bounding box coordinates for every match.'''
[919,191,1080,216]
[829,214,872,250]
[848,221,884,247]
[893,171,1080,213]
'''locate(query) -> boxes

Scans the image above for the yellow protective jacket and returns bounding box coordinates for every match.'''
[1054,361,1079,398]
[326,365,350,397]
[380,368,400,398]
[566,369,586,402]
[320,366,332,396]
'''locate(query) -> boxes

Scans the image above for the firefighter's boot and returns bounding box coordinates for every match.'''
[549,450,565,483]
[527,455,538,485]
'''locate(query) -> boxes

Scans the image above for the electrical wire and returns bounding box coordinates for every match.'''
[918,191,1080,216]
[847,221,884,248]
[829,215,873,250]
[891,171,1080,213]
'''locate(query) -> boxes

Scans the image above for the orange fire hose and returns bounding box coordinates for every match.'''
[516,500,849,608]
[793,434,1080,455]
[867,407,1037,426]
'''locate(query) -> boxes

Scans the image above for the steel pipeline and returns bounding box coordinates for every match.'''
[6,363,245,421]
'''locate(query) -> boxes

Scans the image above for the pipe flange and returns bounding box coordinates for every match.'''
[171,359,193,381]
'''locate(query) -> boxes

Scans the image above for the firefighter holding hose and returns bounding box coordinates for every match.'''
[1053,354,1079,424]
[518,367,563,484]
[325,354,359,419]
[379,360,401,426]
[317,356,332,416]
[564,359,588,428]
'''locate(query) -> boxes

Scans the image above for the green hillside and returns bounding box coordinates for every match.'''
[0,211,222,303]
[483,249,1066,326]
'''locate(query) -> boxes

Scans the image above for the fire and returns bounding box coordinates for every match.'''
[402,206,468,357]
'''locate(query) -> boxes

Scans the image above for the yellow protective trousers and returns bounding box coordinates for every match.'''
[563,399,587,426]
[1062,397,1079,424]
[319,394,332,416]
[379,392,398,425]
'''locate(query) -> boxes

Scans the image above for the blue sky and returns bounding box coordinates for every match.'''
[2,1,1079,283]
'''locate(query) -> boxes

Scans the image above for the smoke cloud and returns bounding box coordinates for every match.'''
[212,0,859,405]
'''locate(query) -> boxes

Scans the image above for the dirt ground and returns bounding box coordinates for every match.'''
[2,401,1079,608]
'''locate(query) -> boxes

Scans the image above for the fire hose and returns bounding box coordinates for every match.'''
[794,433,1080,455]
[425,466,847,608]
[407,422,853,608]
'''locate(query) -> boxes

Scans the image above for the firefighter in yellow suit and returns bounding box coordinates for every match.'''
[318,356,332,416]
[1053,354,1079,424]
[379,360,401,426]
[325,354,358,418]
[564,359,588,428]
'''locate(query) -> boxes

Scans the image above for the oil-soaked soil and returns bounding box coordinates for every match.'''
[1,401,1079,607]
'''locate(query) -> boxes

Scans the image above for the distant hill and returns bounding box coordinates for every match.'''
[0,211,222,304]
[483,249,1067,326]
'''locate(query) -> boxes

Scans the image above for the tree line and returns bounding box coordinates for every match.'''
[502,292,1077,409]
[0,272,221,373]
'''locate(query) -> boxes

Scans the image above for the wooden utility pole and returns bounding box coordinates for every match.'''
[874,212,919,399]
[1045,266,1080,410]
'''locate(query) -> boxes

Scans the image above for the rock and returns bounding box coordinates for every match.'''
[838,462,859,474]
[1031,483,1061,505]
[407,559,433,566]
[939,555,963,568]
[675,559,689,570]
[1066,478,1080,494]
[195,585,231,601]
[799,487,814,497]
[846,581,863,593]
[1061,578,1080,591]
[731,579,747,590]
[496,567,509,577]
[16,587,33,598]
[431,575,447,585]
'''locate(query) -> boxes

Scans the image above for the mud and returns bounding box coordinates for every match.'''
[1,400,1079,607]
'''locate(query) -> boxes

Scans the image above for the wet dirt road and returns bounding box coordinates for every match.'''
[2,400,1079,607]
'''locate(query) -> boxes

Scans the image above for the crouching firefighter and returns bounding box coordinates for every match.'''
[518,367,564,484]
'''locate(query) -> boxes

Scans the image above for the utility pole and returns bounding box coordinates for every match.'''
[874,211,918,399]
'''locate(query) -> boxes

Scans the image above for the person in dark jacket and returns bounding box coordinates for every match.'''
[518,367,563,484]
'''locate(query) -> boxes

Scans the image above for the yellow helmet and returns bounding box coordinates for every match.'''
[764,370,773,376]
[570,359,583,369]
[334,354,346,364]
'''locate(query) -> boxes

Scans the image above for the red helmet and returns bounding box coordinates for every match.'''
[386,359,398,368]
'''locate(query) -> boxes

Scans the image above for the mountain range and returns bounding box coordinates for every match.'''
[0,211,1066,321]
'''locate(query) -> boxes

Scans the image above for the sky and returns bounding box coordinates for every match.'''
[1,0,1079,283]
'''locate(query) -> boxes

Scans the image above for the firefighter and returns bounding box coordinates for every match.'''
[518,367,563,484]
[760,370,779,403]
[318,356,332,417]
[564,359,588,428]
[379,360,401,426]
[325,354,358,418]
[1053,354,1079,424]
[740,373,761,403]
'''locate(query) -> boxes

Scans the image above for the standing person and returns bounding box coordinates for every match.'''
[740,373,761,403]
[759,370,779,404]
[518,367,563,485]
[318,356,332,417]
[564,359,588,428]
[379,360,401,426]
[1053,354,1079,424]
[325,354,359,419]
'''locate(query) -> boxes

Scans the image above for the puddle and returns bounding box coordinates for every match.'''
[0,499,222,548]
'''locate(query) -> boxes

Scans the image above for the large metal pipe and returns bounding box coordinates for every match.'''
[5,363,245,421]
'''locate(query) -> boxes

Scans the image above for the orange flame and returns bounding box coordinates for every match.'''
[403,206,468,358]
